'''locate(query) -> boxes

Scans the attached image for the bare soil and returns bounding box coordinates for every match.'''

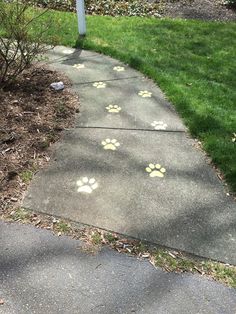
[0,66,79,213]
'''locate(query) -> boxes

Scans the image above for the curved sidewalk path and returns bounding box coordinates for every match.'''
[23,46,236,264]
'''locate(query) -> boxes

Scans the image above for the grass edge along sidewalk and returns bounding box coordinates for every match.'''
[2,207,236,289]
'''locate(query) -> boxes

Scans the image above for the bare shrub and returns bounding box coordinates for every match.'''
[0,0,56,86]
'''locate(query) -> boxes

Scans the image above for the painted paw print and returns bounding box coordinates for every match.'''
[62,48,74,54]
[151,121,168,130]
[138,90,152,98]
[146,164,166,178]
[93,82,106,89]
[113,66,125,72]
[106,105,121,113]
[77,177,98,194]
[102,139,120,150]
[232,133,236,143]
[73,63,85,70]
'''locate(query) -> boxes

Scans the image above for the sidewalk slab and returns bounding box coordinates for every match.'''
[1,221,236,314]
[75,78,186,131]
[46,46,143,83]
[47,45,97,59]
[45,48,186,131]
[23,129,236,264]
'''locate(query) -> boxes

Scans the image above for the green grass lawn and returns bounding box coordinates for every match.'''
[3,8,236,192]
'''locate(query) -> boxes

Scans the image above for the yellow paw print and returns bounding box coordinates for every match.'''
[77,177,98,194]
[102,139,120,150]
[113,66,125,72]
[62,48,74,55]
[146,164,166,178]
[232,133,236,143]
[138,90,152,98]
[151,121,168,130]
[93,82,106,89]
[73,63,85,70]
[106,105,122,113]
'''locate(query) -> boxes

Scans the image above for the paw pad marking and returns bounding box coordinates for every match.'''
[138,90,152,98]
[77,177,98,194]
[113,66,125,72]
[146,164,166,178]
[93,82,106,88]
[106,105,121,113]
[62,49,74,54]
[151,121,168,130]
[232,133,236,143]
[102,139,120,150]
[73,63,85,70]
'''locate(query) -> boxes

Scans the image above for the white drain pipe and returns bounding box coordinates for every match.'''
[76,0,86,36]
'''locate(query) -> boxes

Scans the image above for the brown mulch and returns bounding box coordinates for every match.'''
[0,66,79,213]
[163,0,236,21]
[33,0,236,21]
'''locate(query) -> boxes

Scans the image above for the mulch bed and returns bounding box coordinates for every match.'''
[34,0,236,21]
[0,66,79,213]
[163,0,236,22]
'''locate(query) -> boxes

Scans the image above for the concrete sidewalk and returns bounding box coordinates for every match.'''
[23,46,236,264]
[1,221,235,314]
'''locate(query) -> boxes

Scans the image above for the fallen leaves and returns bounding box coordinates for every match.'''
[1,205,236,288]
